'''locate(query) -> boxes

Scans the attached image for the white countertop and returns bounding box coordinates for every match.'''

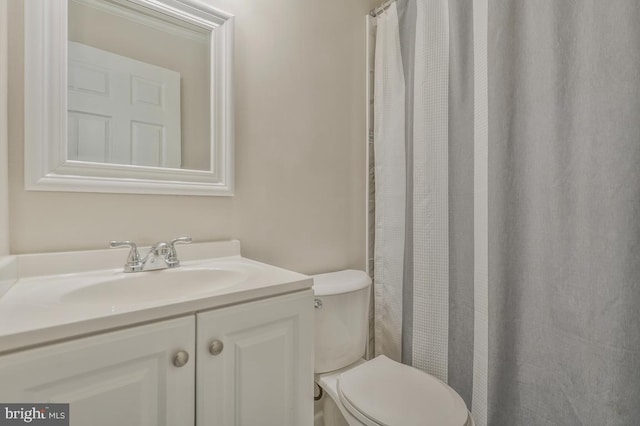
[0,241,312,354]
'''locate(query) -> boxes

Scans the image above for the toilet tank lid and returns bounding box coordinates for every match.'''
[312,269,371,296]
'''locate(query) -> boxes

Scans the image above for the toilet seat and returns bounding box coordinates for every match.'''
[336,356,470,426]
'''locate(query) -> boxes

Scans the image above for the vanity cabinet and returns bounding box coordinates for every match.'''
[0,316,196,426]
[196,291,313,426]
[0,290,313,426]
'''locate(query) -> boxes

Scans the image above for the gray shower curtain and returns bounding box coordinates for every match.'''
[487,1,640,424]
[382,0,475,404]
[374,0,640,424]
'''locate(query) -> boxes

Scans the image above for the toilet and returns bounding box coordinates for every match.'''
[313,270,474,426]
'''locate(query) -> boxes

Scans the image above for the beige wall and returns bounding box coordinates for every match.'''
[0,0,8,256]
[6,0,377,274]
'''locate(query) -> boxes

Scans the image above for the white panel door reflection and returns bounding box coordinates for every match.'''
[68,41,182,168]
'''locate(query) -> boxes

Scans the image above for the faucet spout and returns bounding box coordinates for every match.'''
[151,242,170,256]
[139,242,171,272]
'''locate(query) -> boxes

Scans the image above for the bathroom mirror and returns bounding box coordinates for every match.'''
[24,0,234,196]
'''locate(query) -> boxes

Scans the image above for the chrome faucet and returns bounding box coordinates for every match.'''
[110,237,192,273]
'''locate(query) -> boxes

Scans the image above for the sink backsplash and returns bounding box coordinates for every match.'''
[0,240,241,283]
[0,257,17,298]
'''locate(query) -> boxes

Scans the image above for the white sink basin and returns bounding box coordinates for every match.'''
[0,241,313,354]
[61,267,249,305]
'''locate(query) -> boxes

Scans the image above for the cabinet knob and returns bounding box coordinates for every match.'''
[209,340,224,356]
[173,350,190,367]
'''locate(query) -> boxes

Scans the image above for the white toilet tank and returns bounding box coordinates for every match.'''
[313,270,371,374]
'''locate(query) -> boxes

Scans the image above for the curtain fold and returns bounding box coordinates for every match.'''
[373,2,406,362]
[410,0,450,381]
[448,0,476,408]
[373,0,451,381]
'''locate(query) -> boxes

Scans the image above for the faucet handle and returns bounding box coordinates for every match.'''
[170,237,192,246]
[167,237,192,267]
[109,241,142,272]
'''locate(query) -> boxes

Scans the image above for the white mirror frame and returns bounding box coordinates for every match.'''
[24,0,234,196]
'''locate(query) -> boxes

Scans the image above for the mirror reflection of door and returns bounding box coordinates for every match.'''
[67,0,212,172]
[67,41,182,168]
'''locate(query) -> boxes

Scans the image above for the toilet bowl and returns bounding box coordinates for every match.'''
[313,270,473,426]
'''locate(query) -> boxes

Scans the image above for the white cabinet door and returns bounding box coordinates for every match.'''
[0,316,195,426]
[196,290,314,426]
